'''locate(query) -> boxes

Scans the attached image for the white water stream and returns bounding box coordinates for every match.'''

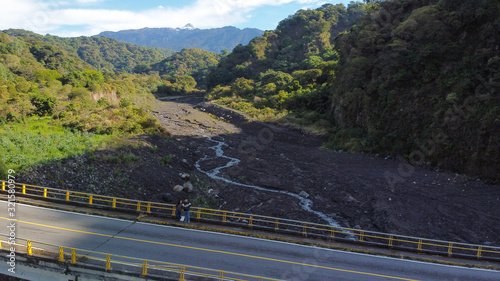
[195,137,343,228]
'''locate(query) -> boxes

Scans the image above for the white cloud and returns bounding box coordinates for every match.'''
[76,0,104,3]
[0,0,323,37]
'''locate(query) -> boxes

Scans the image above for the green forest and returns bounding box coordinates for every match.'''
[0,0,499,181]
[206,1,499,180]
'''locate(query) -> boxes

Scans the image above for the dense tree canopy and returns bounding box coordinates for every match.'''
[206,0,499,180]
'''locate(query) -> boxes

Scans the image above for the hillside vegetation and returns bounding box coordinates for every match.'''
[206,1,499,180]
[0,30,170,174]
[331,0,499,179]
[3,29,174,73]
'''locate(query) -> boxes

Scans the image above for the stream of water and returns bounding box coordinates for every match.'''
[195,137,343,228]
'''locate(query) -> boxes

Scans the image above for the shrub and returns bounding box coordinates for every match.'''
[31,94,56,116]
[0,158,8,180]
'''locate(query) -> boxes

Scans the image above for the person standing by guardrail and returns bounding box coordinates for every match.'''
[175,200,183,220]
[182,198,192,223]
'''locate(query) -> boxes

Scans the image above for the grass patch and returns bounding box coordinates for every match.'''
[0,116,114,175]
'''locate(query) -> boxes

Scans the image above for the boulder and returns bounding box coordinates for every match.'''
[299,191,310,199]
[183,181,194,193]
[180,173,190,181]
[173,185,184,192]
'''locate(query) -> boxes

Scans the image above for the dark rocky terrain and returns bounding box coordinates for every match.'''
[19,96,500,246]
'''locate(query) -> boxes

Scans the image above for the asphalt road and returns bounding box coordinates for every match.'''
[0,201,499,281]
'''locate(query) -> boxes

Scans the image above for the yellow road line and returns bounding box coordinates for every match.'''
[0,217,419,281]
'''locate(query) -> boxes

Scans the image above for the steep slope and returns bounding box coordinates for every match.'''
[330,0,500,179]
[206,0,499,180]
[97,26,264,53]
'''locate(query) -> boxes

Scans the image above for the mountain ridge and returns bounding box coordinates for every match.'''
[97,26,264,53]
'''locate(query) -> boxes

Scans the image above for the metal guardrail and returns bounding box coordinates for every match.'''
[0,235,277,281]
[2,181,500,261]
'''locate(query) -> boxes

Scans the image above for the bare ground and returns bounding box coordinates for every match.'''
[19,96,500,246]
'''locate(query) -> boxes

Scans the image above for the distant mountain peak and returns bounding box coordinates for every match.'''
[96,26,264,53]
[181,23,195,30]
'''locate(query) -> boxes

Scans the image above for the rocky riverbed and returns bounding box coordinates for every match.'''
[19,96,500,246]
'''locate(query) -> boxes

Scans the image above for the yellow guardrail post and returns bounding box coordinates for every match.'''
[197,208,201,220]
[219,271,224,280]
[249,215,253,228]
[147,202,151,213]
[71,249,76,264]
[330,227,335,238]
[302,223,307,237]
[27,240,32,255]
[142,260,148,276]
[477,246,482,258]
[59,247,64,262]
[2,181,5,191]
[171,205,176,216]
[22,185,26,194]
[274,219,279,231]
[359,231,364,243]
[179,265,186,281]
[222,211,227,223]
[448,243,453,256]
[418,239,423,251]
[137,202,141,212]
[112,198,116,208]
[389,235,393,247]
[43,188,47,198]
[66,191,70,201]
[89,195,93,205]
[106,254,111,270]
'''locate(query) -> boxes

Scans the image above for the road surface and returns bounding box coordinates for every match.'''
[0,201,499,281]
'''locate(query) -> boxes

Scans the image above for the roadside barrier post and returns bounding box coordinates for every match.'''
[112,198,116,208]
[22,185,26,194]
[179,265,186,281]
[71,249,76,264]
[142,260,148,276]
[171,205,176,216]
[274,219,279,231]
[43,188,47,198]
[330,227,335,238]
[2,181,5,191]
[448,243,453,256]
[477,246,482,258]
[27,240,32,255]
[106,254,111,270]
[66,191,70,201]
[89,195,93,205]
[137,202,141,212]
[249,216,253,228]
[147,202,151,213]
[58,247,64,262]
[302,223,307,237]
[389,235,394,247]
[222,211,227,223]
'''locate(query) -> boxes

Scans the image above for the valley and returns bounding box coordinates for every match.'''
[21,96,498,247]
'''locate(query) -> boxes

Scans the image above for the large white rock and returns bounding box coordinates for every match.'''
[183,181,194,193]
[173,185,184,192]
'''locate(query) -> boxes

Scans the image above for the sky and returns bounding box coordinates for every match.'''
[0,0,354,37]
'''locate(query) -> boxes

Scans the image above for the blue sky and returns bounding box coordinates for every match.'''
[0,0,354,37]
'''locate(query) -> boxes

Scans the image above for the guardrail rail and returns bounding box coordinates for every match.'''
[0,235,277,281]
[2,181,500,261]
